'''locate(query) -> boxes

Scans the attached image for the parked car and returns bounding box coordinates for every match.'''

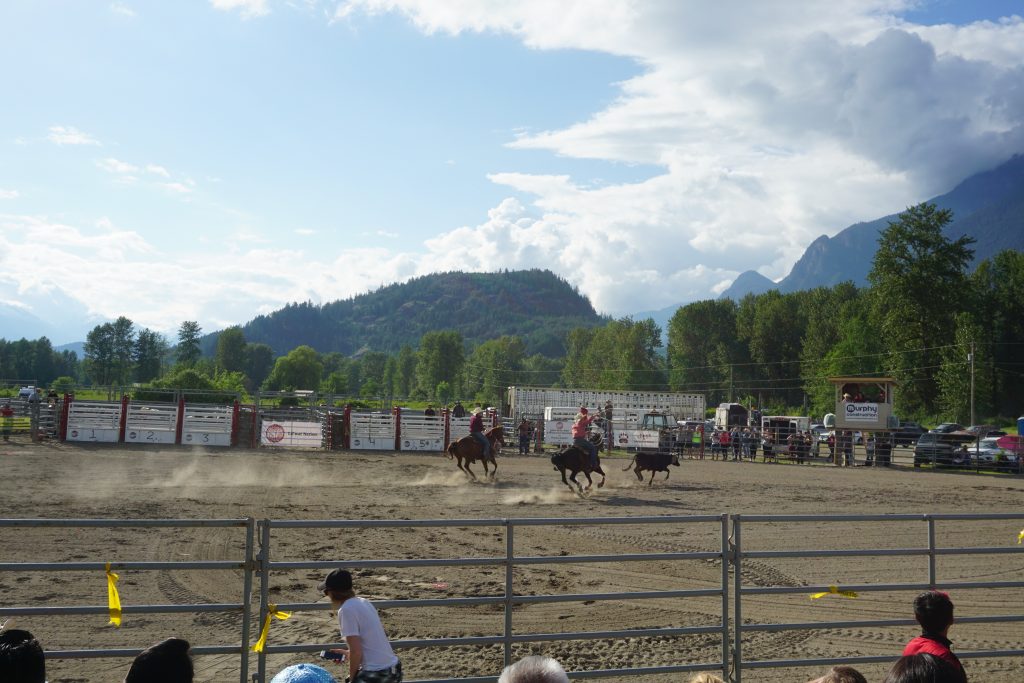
[914,433,970,468]
[966,425,1006,438]
[893,421,927,446]
[972,436,1021,471]
[929,423,965,434]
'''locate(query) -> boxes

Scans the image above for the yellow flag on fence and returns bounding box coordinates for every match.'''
[810,585,858,600]
[252,604,291,653]
[1018,529,1023,544]
[105,563,122,627]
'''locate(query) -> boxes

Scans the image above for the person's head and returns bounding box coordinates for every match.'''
[807,665,868,683]
[579,407,588,415]
[497,655,569,683]
[270,663,337,683]
[913,590,955,634]
[882,653,960,683]
[318,568,355,605]
[687,674,726,683]
[124,638,193,683]
[0,629,46,683]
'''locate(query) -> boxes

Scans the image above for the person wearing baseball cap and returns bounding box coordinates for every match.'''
[318,569,402,683]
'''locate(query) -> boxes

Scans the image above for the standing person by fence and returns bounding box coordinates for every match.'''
[319,568,402,683]
[1,401,13,441]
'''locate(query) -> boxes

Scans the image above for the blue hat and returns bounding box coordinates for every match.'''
[270,663,337,683]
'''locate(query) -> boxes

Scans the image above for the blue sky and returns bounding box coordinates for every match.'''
[2,1,1023,344]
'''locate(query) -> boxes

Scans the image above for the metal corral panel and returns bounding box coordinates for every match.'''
[400,415,444,451]
[350,413,395,450]
[182,405,233,447]
[260,420,323,449]
[125,402,178,444]
[508,386,705,421]
[66,401,122,442]
[447,416,473,446]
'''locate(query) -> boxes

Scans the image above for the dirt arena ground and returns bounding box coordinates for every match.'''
[2,441,1022,683]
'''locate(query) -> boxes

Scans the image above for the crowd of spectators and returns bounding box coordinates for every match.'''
[1,590,970,683]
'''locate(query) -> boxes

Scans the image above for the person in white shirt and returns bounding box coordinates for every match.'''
[319,568,402,683]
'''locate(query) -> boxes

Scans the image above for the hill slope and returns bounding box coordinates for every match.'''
[718,154,1024,299]
[208,269,604,357]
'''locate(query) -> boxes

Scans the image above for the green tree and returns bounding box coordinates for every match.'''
[936,315,986,424]
[394,345,417,397]
[245,343,274,389]
[321,370,349,395]
[464,336,526,406]
[435,380,453,405]
[868,203,975,416]
[667,299,740,402]
[134,328,169,383]
[969,250,1024,416]
[176,321,203,366]
[216,327,247,373]
[521,354,562,387]
[562,318,665,390]
[263,345,323,390]
[110,316,135,386]
[84,323,115,386]
[415,331,464,399]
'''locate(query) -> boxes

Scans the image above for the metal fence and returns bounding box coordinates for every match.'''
[731,513,1024,682]
[3,514,1023,683]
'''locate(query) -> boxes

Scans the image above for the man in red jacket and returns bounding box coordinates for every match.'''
[902,591,966,682]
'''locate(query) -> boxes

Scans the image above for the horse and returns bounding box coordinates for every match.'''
[550,445,605,495]
[446,425,505,481]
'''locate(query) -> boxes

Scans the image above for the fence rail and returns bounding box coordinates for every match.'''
[3,513,1023,683]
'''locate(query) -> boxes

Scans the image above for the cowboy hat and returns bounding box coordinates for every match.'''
[471,406,483,415]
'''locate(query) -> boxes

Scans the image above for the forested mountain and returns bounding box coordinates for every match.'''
[202,269,604,357]
[718,154,1024,300]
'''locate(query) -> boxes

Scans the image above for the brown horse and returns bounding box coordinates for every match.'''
[446,425,505,481]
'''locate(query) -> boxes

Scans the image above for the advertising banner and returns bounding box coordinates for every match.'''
[261,420,322,448]
[843,402,879,423]
[617,429,661,450]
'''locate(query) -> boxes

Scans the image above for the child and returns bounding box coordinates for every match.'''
[901,591,966,682]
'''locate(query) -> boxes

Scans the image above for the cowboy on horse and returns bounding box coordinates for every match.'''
[572,407,599,469]
[469,406,490,459]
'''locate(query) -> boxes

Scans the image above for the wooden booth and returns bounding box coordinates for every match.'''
[828,376,897,431]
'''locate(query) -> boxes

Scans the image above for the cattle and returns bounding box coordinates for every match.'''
[622,451,681,486]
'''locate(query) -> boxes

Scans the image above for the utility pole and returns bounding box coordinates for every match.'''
[729,365,734,403]
[969,341,975,426]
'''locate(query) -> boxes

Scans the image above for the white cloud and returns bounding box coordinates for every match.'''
[295,228,315,236]
[210,0,270,19]
[96,158,139,174]
[161,182,194,194]
[333,1,1024,313]
[0,189,19,200]
[145,164,171,177]
[110,2,136,17]
[48,125,101,146]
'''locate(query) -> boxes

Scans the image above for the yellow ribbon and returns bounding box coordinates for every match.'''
[810,585,858,599]
[1018,529,1023,545]
[251,604,291,652]
[106,563,122,627]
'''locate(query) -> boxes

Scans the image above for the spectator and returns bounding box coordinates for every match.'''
[451,401,466,418]
[883,653,962,683]
[271,663,337,683]
[0,628,46,683]
[902,591,966,681]
[807,665,868,683]
[423,405,436,417]
[124,637,193,683]
[1,401,13,441]
[497,655,569,683]
[517,418,532,455]
[319,568,402,683]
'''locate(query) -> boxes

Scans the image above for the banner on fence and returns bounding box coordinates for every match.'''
[261,420,322,448]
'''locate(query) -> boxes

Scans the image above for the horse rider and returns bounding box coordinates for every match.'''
[469,406,490,459]
[572,407,599,470]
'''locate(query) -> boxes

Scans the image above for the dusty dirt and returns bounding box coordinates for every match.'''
[1,440,1022,683]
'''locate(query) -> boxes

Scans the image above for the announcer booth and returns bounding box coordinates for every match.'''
[829,376,897,430]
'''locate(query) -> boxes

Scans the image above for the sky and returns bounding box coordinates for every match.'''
[2,1,1024,345]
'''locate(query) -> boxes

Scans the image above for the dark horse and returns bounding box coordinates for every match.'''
[551,445,606,494]
[447,425,505,481]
